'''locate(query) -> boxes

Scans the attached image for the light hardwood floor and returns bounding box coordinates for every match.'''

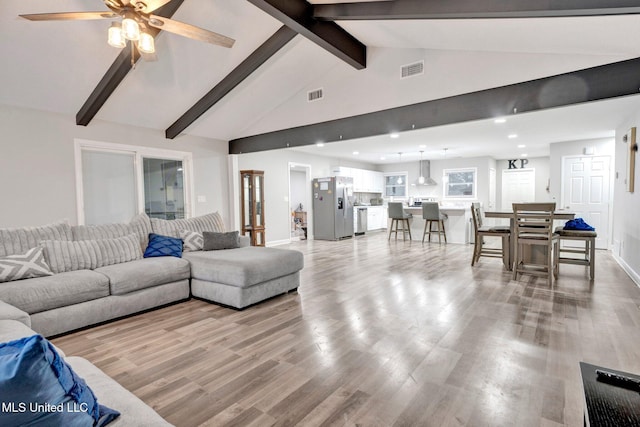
[52,232,640,426]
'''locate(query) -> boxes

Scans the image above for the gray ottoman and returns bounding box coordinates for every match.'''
[183,247,304,309]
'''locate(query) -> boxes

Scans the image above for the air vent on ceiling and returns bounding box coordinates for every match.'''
[401,61,424,79]
[307,88,324,102]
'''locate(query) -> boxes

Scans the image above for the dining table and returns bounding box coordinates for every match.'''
[484,209,575,271]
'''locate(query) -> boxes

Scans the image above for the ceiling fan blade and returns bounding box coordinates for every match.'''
[129,0,172,14]
[147,15,235,48]
[20,11,118,21]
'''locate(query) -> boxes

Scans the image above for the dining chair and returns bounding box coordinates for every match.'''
[421,202,447,243]
[512,202,559,286]
[553,227,597,280]
[470,202,511,268]
[388,202,412,241]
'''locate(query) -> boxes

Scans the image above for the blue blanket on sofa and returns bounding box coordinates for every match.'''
[563,218,595,231]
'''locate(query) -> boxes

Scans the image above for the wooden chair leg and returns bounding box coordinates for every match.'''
[512,243,519,280]
[589,238,595,280]
[422,220,428,243]
[388,219,393,240]
[441,220,447,243]
[472,235,481,266]
[406,219,412,240]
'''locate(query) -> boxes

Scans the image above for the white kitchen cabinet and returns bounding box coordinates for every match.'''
[372,172,384,193]
[367,206,384,230]
[331,167,384,194]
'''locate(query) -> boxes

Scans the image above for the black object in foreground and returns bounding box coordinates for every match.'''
[596,369,640,393]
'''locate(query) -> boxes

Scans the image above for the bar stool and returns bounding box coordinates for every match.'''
[422,202,447,243]
[388,202,412,241]
[553,227,597,280]
[470,202,511,268]
[512,203,558,287]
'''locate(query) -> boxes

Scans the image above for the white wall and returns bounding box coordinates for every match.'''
[0,105,230,228]
[236,149,377,244]
[612,120,640,283]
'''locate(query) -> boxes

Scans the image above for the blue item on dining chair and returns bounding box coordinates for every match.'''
[563,218,595,231]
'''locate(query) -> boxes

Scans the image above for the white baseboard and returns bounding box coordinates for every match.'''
[613,252,640,288]
[266,239,292,247]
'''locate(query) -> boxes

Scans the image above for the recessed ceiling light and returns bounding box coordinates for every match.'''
[508,134,518,139]
[517,144,526,148]
[419,144,426,148]
[521,153,528,157]
[390,133,400,139]
[380,156,386,160]
[494,118,506,124]
[353,151,359,155]
[316,143,324,147]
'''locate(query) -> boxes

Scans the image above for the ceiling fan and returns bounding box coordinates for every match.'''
[20,0,235,58]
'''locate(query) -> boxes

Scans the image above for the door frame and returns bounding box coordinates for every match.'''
[288,162,312,241]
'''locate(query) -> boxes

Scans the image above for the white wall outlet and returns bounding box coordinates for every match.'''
[197,195,207,203]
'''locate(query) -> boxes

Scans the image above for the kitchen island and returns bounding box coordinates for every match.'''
[390,205,470,244]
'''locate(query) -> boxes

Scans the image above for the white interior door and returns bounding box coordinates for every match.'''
[561,156,610,249]
[501,168,535,210]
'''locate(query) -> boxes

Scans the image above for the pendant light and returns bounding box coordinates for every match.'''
[396,152,403,184]
[418,151,425,184]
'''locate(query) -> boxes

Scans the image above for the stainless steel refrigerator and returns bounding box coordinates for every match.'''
[312,176,354,240]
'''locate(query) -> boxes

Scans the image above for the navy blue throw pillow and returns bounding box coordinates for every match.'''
[0,334,120,427]
[144,233,183,258]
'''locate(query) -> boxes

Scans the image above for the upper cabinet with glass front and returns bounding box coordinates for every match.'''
[240,170,265,246]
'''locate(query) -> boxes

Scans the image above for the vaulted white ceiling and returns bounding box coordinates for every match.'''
[2,0,640,163]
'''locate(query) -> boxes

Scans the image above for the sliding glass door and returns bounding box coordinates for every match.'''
[143,158,185,220]
[81,150,137,225]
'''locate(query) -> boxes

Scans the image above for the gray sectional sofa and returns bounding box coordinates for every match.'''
[0,211,304,337]
[0,211,304,425]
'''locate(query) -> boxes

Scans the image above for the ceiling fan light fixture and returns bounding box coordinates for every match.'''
[107,22,126,48]
[121,13,140,41]
[138,31,155,54]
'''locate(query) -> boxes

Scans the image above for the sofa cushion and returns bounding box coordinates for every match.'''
[41,234,143,274]
[184,247,304,288]
[150,211,225,238]
[0,221,72,257]
[95,257,191,295]
[0,334,119,427]
[72,213,152,250]
[203,231,240,251]
[0,247,54,282]
[0,301,31,327]
[0,320,40,347]
[0,270,110,314]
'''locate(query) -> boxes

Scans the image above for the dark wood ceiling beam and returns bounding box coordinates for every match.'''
[313,0,640,20]
[247,0,366,69]
[229,58,640,154]
[76,0,183,126]
[165,26,297,139]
